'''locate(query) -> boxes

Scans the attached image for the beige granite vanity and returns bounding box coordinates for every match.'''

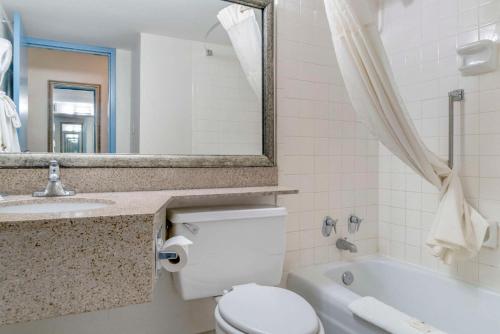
[0,186,297,325]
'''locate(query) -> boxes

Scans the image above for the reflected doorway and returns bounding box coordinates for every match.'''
[48,81,101,153]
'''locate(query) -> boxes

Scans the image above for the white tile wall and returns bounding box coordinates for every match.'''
[191,43,262,155]
[379,0,500,292]
[276,0,379,275]
[138,33,261,156]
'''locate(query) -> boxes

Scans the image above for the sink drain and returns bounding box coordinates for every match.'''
[342,271,354,286]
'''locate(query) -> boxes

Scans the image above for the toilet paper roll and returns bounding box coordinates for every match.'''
[160,235,193,272]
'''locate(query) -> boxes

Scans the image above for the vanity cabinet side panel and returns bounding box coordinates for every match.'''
[0,214,155,325]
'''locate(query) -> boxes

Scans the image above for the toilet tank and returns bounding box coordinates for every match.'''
[167,205,287,300]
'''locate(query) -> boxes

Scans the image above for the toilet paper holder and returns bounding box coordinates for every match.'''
[156,222,194,276]
[156,224,179,276]
[157,222,198,260]
[156,223,179,257]
[158,250,178,260]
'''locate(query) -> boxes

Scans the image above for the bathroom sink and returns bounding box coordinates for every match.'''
[0,199,113,214]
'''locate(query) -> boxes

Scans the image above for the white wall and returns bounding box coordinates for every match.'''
[378,0,500,292]
[116,49,132,153]
[130,35,141,153]
[139,33,193,155]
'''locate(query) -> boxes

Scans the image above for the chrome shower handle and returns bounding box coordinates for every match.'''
[322,216,337,237]
[348,215,363,234]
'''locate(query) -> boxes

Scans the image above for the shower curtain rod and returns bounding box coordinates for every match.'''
[205,22,221,41]
[204,6,253,40]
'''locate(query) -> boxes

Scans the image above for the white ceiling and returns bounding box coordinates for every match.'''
[2,0,259,49]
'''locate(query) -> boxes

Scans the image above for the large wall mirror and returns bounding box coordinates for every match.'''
[0,0,274,167]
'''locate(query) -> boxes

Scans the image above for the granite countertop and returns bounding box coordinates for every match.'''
[0,186,298,325]
[0,186,298,224]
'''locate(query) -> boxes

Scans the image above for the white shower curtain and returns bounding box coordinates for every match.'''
[323,0,489,263]
[217,4,262,100]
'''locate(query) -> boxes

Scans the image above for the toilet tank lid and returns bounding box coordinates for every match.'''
[167,205,287,224]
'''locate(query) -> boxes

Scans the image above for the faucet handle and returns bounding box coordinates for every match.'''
[48,160,60,181]
[322,216,337,237]
[348,214,363,234]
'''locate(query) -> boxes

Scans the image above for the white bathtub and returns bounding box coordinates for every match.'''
[287,257,500,334]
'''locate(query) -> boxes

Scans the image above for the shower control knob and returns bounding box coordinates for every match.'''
[322,216,337,237]
[348,215,363,234]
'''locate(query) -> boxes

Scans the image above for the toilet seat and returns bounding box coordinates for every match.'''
[215,284,324,334]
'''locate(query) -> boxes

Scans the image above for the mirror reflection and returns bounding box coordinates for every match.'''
[49,81,101,153]
[0,0,264,156]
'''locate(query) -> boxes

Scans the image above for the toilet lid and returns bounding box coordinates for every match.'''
[218,284,319,334]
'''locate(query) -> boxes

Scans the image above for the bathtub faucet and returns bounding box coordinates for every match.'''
[336,238,357,253]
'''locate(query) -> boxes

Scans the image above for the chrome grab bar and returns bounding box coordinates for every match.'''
[448,89,464,169]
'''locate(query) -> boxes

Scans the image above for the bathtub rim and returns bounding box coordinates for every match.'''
[287,255,500,300]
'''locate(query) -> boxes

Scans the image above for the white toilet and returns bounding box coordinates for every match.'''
[167,206,324,334]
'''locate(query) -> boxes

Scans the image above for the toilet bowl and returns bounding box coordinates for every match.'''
[213,284,324,334]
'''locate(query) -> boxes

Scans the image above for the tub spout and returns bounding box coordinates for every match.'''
[336,238,357,253]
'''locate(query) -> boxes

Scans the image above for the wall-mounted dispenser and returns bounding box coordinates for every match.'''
[457,39,498,76]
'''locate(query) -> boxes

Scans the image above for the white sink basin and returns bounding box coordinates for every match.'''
[0,199,112,214]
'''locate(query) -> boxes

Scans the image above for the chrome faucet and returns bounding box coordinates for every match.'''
[336,238,357,253]
[33,160,75,197]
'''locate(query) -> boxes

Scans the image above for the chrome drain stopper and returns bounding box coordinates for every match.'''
[342,271,354,286]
